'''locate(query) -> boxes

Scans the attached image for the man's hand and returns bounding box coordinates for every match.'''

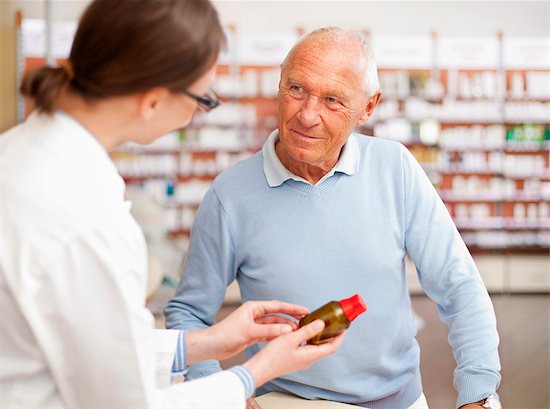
[186,300,309,364]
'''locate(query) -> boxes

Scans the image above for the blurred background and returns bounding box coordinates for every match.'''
[1,1,548,408]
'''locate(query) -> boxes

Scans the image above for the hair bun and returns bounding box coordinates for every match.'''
[60,61,75,80]
[20,65,71,113]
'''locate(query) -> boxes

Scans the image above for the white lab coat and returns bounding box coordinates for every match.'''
[0,112,245,408]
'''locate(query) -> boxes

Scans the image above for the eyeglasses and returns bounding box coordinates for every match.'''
[181,88,220,112]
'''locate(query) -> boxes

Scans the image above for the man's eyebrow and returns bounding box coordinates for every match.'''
[285,77,302,85]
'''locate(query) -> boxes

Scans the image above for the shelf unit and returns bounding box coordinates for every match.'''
[16,18,549,291]
[364,34,549,257]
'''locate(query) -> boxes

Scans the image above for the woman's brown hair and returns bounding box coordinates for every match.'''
[20,0,226,113]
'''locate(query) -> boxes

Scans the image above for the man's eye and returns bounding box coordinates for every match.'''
[290,85,302,92]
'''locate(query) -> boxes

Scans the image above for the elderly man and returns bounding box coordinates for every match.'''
[165,28,501,409]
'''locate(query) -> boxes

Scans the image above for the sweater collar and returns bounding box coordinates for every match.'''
[261,129,359,187]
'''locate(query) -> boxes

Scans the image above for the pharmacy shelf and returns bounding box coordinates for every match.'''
[175,203,201,209]
[441,194,547,203]
[439,146,505,152]
[439,145,548,152]
[439,192,502,202]
[466,246,550,254]
[504,117,550,124]
[455,218,550,229]
[505,97,550,103]
[438,121,504,126]
[111,149,182,156]
[455,219,504,229]
[505,172,550,179]
[123,175,175,184]
[177,175,217,182]
[232,96,278,103]
[504,146,550,153]
[168,229,191,238]
[505,219,550,229]
[116,35,549,255]
[438,169,502,175]
[17,19,548,291]
[186,122,271,132]
[113,147,258,155]
[502,197,547,203]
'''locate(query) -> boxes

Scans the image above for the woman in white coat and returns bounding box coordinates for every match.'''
[0,0,344,407]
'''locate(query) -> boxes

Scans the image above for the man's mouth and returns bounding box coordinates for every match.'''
[291,129,319,140]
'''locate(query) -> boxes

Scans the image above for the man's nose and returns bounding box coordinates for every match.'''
[296,96,321,127]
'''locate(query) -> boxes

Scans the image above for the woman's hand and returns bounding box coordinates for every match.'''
[242,319,345,388]
[186,300,309,365]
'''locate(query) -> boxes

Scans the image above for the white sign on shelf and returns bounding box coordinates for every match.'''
[237,33,299,66]
[503,37,550,69]
[372,36,433,69]
[437,36,499,68]
[22,18,77,58]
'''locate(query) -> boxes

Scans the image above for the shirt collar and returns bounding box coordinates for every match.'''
[262,129,359,187]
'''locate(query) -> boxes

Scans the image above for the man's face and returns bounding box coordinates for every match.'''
[277,42,377,173]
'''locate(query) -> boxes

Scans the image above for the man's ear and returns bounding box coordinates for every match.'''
[357,91,381,125]
[139,88,169,120]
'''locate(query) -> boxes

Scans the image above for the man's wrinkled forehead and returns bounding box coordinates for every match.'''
[283,41,366,82]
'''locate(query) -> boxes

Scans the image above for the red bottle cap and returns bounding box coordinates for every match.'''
[339,294,367,322]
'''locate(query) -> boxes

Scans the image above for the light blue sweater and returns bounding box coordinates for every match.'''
[165,134,500,409]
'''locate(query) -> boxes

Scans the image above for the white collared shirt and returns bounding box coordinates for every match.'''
[261,129,360,187]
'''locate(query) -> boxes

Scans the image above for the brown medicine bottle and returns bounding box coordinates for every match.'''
[299,294,367,345]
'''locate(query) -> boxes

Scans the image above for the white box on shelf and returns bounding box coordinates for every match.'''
[503,37,550,70]
[472,255,505,292]
[507,255,550,292]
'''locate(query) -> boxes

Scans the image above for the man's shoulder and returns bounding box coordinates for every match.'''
[354,133,406,152]
[353,133,408,162]
[211,151,266,195]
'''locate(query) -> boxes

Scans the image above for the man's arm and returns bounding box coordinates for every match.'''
[164,186,237,380]
[400,146,501,408]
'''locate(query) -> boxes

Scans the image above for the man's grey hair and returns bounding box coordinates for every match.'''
[281,27,380,96]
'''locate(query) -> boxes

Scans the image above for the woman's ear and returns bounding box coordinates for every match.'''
[139,88,169,120]
[357,91,381,125]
